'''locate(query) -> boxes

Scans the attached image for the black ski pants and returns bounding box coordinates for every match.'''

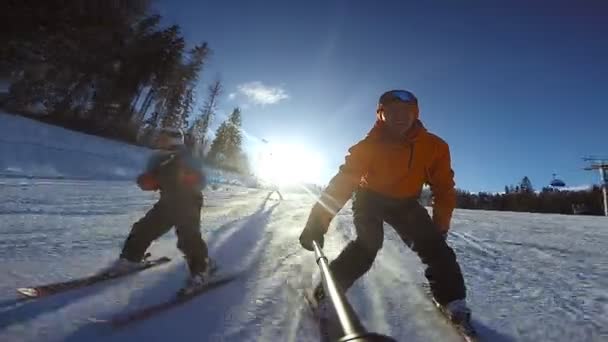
[121,192,208,275]
[325,189,466,305]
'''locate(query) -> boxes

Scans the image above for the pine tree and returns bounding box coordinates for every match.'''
[175,44,210,130]
[208,121,230,165]
[180,86,195,129]
[225,107,242,158]
[2,2,220,144]
[183,44,210,83]
[154,25,186,128]
[520,176,534,193]
[157,41,209,130]
[207,107,245,172]
[190,79,222,156]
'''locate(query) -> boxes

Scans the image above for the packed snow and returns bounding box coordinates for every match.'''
[0,114,606,342]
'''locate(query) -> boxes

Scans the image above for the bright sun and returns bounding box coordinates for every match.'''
[255,143,323,186]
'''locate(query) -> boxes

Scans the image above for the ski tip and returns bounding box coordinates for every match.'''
[87,317,110,324]
[17,287,39,298]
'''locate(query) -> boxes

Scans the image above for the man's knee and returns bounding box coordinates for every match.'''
[416,237,457,266]
[353,216,384,255]
[352,236,382,262]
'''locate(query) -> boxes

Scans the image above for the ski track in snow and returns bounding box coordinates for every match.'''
[0,178,607,341]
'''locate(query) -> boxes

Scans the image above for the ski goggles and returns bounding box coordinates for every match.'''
[379,90,418,105]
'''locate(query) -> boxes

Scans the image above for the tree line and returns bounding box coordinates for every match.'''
[1,1,248,174]
[454,177,604,215]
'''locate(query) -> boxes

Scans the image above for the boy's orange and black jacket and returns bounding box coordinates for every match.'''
[310,119,456,233]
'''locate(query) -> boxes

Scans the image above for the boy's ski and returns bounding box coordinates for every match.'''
[106,270,239,327]
[17,256,171,299]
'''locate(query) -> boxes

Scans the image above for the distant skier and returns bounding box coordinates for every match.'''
[271,186,284,200]
[105,127,210,294]
[299,90,473,329]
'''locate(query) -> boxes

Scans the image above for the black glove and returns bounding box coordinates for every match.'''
[299,213,326,251]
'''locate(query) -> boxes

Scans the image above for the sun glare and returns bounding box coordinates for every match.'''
[255,143,323,186]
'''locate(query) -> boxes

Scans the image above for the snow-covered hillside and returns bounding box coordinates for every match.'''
[0,113,149,180]
[0,112,256,186]
[0,113,606,341]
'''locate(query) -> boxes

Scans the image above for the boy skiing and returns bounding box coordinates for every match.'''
[106,127,210,294]
[299,90,474,332]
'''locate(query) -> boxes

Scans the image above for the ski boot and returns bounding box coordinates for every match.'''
[445,299,477,338]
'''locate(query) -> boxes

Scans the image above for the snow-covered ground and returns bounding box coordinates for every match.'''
[0,178,606,341]
[0,113,607,341]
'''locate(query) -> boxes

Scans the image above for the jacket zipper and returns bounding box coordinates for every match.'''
[408,142,415,171]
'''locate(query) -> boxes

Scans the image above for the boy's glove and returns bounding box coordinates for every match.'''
[137,173,159,191]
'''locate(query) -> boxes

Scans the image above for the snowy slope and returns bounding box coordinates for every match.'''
[0,112,256,186]
[0,113,149,180]
[0,178,606,342]
[1,113,607,341]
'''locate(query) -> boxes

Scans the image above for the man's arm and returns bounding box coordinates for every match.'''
[309,139,372,233]
[428,141,457,233]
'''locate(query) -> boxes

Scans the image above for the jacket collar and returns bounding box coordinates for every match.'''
[367,119,426,144]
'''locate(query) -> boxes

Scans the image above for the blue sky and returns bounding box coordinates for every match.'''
[156,0,608,192]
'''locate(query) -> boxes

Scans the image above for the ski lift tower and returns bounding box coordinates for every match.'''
[584,157,608,216]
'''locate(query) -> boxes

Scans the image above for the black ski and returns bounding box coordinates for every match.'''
[107,271,239,327]
[17,256,171,299]
[303,288,342,342]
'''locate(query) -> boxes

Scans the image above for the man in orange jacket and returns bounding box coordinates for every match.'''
[299,90,472,328]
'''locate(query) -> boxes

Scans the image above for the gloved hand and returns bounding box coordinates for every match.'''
[299,210,327,251]
[137,173,159,191]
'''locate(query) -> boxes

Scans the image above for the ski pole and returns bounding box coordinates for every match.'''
[312,241,397,342]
